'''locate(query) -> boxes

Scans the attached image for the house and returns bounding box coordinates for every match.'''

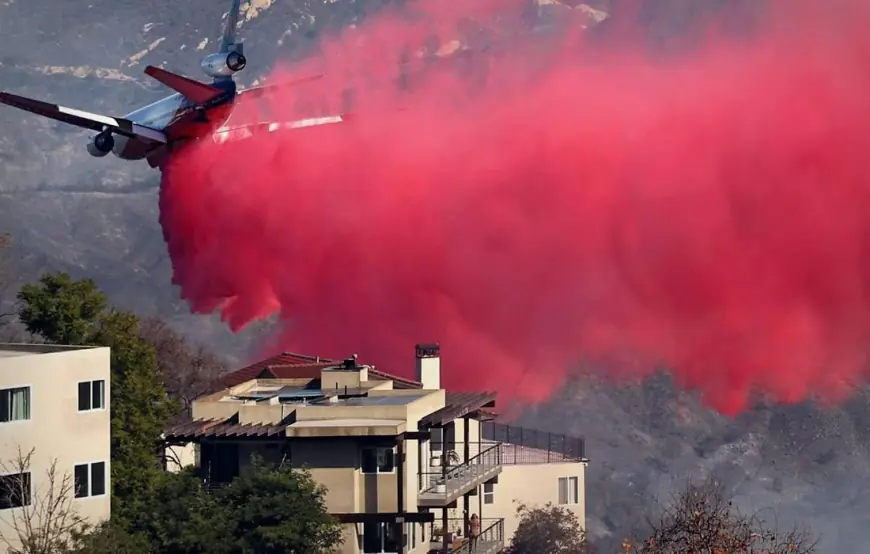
[164,344,587,554]
[0,344,111,553]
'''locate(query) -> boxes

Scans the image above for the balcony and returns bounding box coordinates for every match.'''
[418,443,502,508]
[481,421,586,464]
[426,518,504,554]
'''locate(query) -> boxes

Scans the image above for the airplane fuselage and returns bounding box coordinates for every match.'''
[112,80,237,162]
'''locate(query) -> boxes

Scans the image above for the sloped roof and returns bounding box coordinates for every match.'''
[221,351,424,390]
[221,351,330,387]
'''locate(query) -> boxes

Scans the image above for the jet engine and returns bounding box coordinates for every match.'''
[201,49,246,78]
[86,132,114,157]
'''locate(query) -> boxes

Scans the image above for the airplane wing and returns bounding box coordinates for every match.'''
[0,91,166,143]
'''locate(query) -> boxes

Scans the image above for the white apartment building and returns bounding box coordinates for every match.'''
[0,344,111,553]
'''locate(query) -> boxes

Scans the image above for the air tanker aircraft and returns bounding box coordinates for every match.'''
[0,0,340,169]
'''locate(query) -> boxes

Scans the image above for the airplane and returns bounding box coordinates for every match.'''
[0,0,340,170]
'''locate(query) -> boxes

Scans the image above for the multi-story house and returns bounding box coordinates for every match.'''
[0,344,111,553]
[164,344,587,554]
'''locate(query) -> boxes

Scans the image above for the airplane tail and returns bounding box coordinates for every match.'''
[219,0,242,54]
[144,66,225,104]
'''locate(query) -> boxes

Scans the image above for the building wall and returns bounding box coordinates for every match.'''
[482,460,587,542]
[0,347,111,553]
[165,442,198,472]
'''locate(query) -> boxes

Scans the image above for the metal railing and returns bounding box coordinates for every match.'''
[419,443,502,494]
[203,480,230,493]
[482,421,586,463]
[426,518,505,553]
[426,441,495,464]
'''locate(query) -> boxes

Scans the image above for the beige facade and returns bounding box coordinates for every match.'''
[165,346,587,554]
[0,344,111,553]
[477,458,587,541]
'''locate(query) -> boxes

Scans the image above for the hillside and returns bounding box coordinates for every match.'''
[0,1,863,552]
[522,373,870,551]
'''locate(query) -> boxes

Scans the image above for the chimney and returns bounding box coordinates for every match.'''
[415,343,441,390]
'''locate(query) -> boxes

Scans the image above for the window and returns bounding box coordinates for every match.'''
[558,476,579,505]
[483,482,495,504]
[430,427,444,453]
[0,386,30,422]
[74,462,106,499]
[0,472,31,510]
[362,521,400,553]
[361,447,395,474]
[77,380,105,412]
[444,422,456,452]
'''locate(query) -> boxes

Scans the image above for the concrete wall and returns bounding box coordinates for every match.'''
[0,346,111,553]
[165,442,198,472]
[482,460,587,542]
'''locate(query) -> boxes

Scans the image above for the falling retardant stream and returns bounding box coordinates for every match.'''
[159,0,870,415]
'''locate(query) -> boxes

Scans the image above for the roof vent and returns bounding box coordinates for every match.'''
[342,354,359,369]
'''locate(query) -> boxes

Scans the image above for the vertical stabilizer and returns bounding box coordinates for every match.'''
[220,0,242,54]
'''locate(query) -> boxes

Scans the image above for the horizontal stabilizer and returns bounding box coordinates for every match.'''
[0,91,166,143]
[144,65,225,104]
[236,73,325,101]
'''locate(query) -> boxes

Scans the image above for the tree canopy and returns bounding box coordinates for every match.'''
[17,272,106,345]
[507,502,591,554]
[14,272,343,554]
[68,462,343,554]
[214,456,343,554]
[16,272,176,524]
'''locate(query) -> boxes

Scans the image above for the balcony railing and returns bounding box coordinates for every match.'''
[482,421,586,463]
[418,443,502,507]
[426,518,505,554]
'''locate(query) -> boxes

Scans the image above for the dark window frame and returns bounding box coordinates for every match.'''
[362,521,401,553]
[77,380,106,412]
[0,386,31,423]
[74,461,107,499]
[361,446,396,474]
[0,471,31,510]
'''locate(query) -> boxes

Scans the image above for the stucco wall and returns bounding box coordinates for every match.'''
[0,346,111,553]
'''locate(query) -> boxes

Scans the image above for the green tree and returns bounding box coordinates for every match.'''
[76,461,343,554]
[215,457,343,554]
[125,469,233,554]
[16,272,177,524]
[91,311,177,524]
[66,521,150,554]
[507,502,591,554]
[17,272,106,344]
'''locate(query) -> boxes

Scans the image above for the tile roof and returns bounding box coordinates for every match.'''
[221,352,332,387]
[221,351,424,390]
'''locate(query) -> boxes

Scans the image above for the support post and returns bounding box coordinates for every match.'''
[442,508,449,554]
[463,416,470,539]
[396,436,405,554]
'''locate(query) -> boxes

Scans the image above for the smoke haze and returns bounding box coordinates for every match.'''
[160,0,870,415]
